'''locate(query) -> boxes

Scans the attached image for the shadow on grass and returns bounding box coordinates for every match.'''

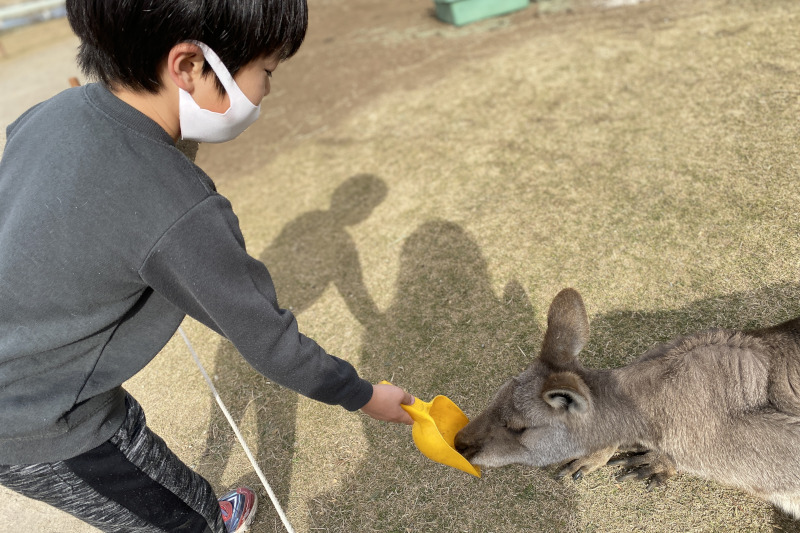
[304,221,800,531]
[197,173,800,531]
[196,174,388,521]
[308,218,573,532]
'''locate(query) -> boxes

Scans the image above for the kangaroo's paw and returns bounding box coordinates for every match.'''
[609,450,677,491]
[556,446,618,481]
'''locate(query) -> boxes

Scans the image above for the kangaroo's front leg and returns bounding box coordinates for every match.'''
[556,446,619,480]
[609,449,677,490]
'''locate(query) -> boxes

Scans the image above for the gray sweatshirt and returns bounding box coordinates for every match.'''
[0,83,373,465]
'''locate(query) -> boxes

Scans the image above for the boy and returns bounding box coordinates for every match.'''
[0,0,414,531]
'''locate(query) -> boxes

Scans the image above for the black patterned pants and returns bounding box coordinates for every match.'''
[0,394,226,533]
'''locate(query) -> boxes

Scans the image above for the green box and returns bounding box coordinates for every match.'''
[434,0,530,27]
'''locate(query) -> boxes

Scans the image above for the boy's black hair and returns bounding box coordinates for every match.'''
[66,0,307,93]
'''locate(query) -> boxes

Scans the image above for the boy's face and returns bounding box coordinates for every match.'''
[192,53,281,113]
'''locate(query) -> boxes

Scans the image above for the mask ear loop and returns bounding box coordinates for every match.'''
[186,40,256,112]
[178,326,295,533]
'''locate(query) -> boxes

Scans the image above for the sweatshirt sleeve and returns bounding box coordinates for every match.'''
[139,194,374,411]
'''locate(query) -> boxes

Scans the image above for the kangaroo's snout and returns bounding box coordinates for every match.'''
[454,429,478,461]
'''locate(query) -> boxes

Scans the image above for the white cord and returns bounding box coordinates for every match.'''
[178,326,296,533]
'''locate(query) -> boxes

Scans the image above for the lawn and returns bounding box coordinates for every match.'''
[137,0,800,531]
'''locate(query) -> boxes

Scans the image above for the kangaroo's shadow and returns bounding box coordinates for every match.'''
[195,174,388,522]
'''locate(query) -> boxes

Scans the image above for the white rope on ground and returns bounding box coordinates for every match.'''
[178,326,296,533]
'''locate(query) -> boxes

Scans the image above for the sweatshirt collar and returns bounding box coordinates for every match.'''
[83,83,175,145]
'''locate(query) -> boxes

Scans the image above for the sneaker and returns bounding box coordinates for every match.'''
[219,486,258,533]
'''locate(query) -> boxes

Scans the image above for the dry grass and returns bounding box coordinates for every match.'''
[130,0,800,531]
[141,1,800,531]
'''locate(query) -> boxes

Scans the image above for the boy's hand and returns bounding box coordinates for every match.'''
[361,383,415,425]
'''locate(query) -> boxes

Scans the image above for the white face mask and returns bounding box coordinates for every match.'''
[179,41,261,143]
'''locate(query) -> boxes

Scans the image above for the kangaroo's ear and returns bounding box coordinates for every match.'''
[540,288,589,369]
[541,372,591,414]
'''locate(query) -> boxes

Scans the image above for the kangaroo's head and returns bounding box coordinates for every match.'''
[455,288,595,468]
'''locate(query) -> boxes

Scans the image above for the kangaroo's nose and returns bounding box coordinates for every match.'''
[454,429,475,459]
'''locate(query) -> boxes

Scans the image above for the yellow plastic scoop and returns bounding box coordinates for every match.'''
[381,381,480,477]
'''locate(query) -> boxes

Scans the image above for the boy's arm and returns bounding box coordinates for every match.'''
[139,194,375,411]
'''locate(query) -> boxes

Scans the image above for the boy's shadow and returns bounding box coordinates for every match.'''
[196,174,388,513]
[260,173,387,324]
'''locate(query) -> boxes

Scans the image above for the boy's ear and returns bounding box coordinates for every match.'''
[164,42,205,93]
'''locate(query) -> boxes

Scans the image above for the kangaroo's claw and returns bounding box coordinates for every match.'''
[611,450,676,490]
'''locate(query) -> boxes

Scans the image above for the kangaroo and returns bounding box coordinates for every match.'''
[454,288,800,519]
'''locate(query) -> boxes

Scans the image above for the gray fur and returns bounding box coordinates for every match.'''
[455,288,800,519]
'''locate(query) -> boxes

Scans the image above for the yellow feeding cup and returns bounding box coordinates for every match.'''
[381,381,481,477]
